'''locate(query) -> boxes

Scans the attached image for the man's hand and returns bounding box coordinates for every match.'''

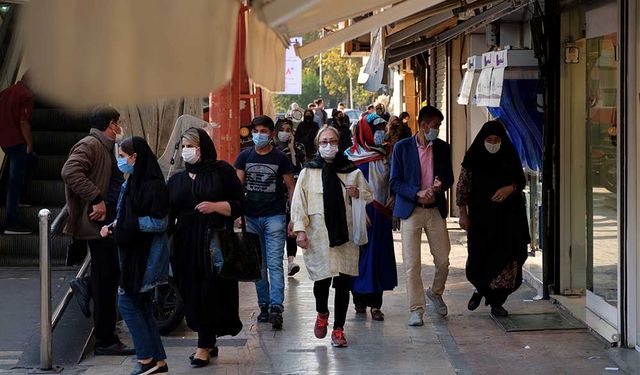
[417,189,435,205]
[385,196,395,209]
[195,201,217,214]
[296,232,308,249]
[89,201,106,221]
[26,143,34,154]
[491,185,515,203]
[432,176,442,192]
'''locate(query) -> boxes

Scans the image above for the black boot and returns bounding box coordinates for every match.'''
[467,291,483,311]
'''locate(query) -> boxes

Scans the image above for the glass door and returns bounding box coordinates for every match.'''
[585,32,619,327]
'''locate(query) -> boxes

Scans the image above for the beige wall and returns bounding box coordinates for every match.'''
[449,36,467,217]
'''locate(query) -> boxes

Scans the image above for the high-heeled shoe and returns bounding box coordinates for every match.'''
[467,291,483,311]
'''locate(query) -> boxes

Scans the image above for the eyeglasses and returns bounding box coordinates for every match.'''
[319,140,339,146]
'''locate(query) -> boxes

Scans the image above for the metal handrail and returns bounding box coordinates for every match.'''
[39,208,90,371]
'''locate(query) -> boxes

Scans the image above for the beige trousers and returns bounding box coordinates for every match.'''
[401,207,451,313]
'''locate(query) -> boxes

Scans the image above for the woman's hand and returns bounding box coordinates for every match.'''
[100,225,111,238]
[459,213,470,231]
[491,185,516,203]
[296,231,308,249]
[345,185,359,198]
[195,201,217,214]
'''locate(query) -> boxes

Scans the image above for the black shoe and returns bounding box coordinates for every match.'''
[257,305,270,322]
[354,304,367,314]
[189,346,218,360]
[190,354,210,368]
[270,306,283,330]
[467,291,483,311]
[3,225,32,235]
[95,342,136,356]
[491,305,509,317]
[70,277,91,318]
[129,361,167,375]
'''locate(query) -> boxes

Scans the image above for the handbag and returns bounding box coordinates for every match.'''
[217,217,263,282]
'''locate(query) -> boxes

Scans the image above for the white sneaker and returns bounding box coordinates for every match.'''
[407,311,424,326]
[287,262,300,276]
[426,288,448,316]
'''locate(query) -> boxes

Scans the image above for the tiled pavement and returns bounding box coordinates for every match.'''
[68,223,622,375]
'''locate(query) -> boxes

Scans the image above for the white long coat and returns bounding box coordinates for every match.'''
[291,166,373,281]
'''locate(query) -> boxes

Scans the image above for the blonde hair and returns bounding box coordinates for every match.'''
[181,127,201,147]
[314,126,340,147]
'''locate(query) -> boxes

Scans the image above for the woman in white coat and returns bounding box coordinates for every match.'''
[291,126,372,348]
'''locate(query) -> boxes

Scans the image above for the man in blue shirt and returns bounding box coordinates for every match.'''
[235,115,295,330]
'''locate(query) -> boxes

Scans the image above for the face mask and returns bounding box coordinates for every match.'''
[252,133,270,148]
[425,128,439,142]
[374,130,386,145]
[277,131,290,142]
[402,118,408,124]
[304,115,314,121]
[182,147,199,164]
[117,156,134,175]
[319,144,339,159]
[485,141,501,154]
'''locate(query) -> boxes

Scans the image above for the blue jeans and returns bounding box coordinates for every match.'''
[118,292,166,361]
[2,143,38,227]
[246,214,286,309]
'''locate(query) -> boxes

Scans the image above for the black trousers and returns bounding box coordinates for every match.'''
[313,274,350,329]
[285,212,297,258]
[88,237,120,347]
[352,291,383,309]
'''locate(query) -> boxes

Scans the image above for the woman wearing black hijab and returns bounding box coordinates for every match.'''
[103,136,170,375]
[296,108,321,161]
[456,121,530,317]
[167,128,245,367]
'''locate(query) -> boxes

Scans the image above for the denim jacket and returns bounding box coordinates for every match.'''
[115,180,170,294]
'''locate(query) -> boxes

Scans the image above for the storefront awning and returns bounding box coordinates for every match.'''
[246,10,287,93]
[295,0,447,60]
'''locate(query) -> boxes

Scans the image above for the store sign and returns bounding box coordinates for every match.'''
[281,37,302,95]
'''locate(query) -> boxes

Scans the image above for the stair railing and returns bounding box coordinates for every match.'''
[38,208,90,372]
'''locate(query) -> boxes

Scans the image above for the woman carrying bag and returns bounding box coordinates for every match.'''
[291,126,373,348]
[102,136,170,375]
[167,128,245,368]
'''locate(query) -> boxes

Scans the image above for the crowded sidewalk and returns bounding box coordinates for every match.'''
[74,222,621,375]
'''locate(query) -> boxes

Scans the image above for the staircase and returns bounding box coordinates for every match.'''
[0,104,90,266]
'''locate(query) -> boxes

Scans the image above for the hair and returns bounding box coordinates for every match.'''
[375,103,385,109]
[275,118,293,134]
[388,115,401,128]
[399,111,410,120]
[181,127,201,147]
[314,98,324,105]
[367,104,375,110]
[337,102,345,108]
[90,106,120,131]
[314,126,340,147]
[119,137,135,155]
[307,103,317,109]
[251,115,275,132]
[417,105,444,124]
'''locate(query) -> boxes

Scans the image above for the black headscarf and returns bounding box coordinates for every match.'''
[306,152,357,247]
[183,128,227,201]
[118,136,169,294]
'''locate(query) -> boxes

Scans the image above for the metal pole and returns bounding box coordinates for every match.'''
[39,209,52,371]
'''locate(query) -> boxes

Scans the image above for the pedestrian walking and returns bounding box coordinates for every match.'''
[61,106,134,355]
[104,136,170,375]
[398,112,413,141]
[273,118,306,277]
[291,126,373,347]
[235,115,295,330]
[328,110,353,153]
[457,120,530,317]
[295,109,320,162]
[389,105,453,326]
[167,128,244,367]
[0,72,38,235]
[346,114,398,321]
[314,98,328,125]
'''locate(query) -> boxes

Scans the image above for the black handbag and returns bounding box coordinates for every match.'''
[217,217,263,282]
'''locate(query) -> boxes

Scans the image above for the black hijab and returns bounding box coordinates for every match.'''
[183,128,226,201]
[306,152,357,248]
[461,120,525,205]
[118,136,169,294]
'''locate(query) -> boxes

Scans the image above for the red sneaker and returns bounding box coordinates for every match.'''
[314,312,330,339]
[331,328,348,347]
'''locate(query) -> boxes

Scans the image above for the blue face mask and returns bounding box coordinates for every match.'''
[374,130,386,145]
[252,132,270,148]
[117,156,134,175]
[425,128,440,142]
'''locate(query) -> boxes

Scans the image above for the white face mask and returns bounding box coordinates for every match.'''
[425,128,439,142]
[485,141,501,154]
[277,131,291,142]
[182,147,199,164]
[319,144,339,160]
